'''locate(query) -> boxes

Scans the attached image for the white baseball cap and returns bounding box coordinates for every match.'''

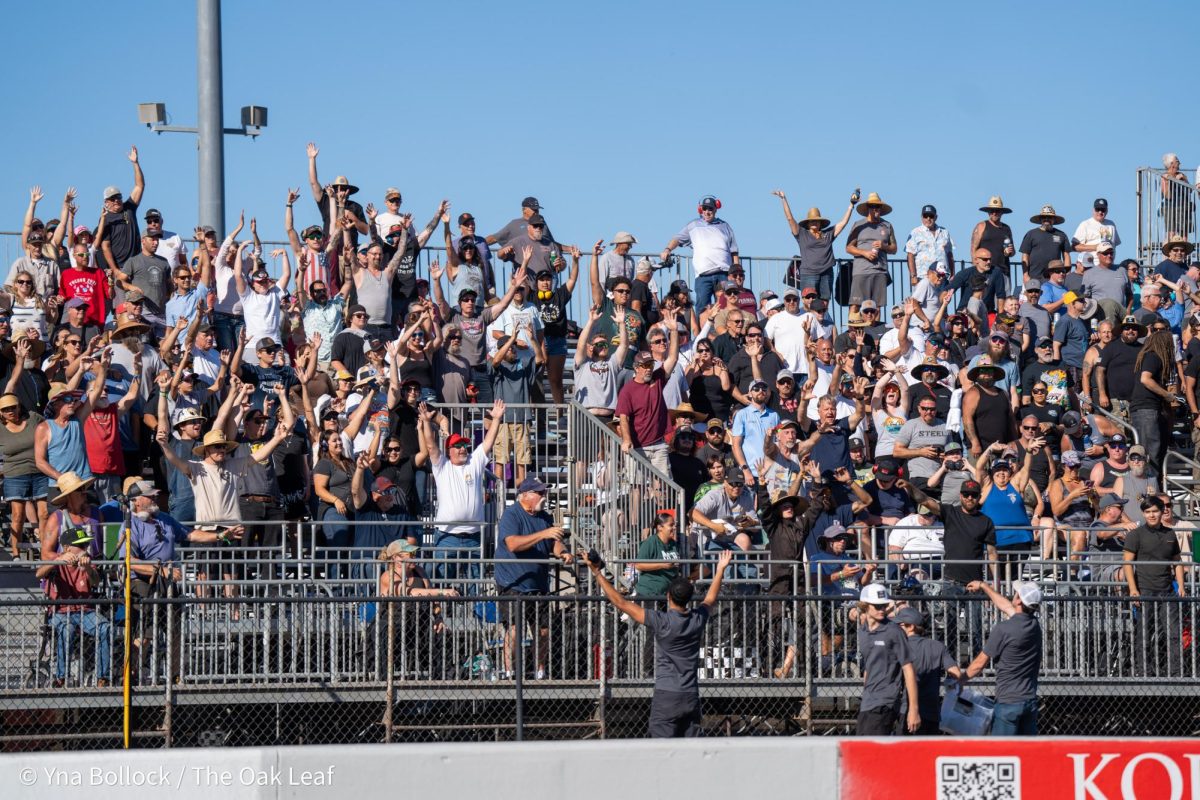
[1014,580,1042,607]
[860,583,891,606]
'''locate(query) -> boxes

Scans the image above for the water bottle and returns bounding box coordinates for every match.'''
[1002,237,1013,257]
[850,188,861,205]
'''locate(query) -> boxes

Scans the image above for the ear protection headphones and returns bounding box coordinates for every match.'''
[537,290,553,300]
[698,196,721,215]
[871,462,906,479]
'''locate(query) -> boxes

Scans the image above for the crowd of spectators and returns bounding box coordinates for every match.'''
[3,146,1197,691]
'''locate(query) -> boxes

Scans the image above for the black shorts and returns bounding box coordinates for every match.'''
[857,704,898,736]
[497,590,548,629]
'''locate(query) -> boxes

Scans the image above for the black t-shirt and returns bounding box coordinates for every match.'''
[628,280,659,327]
[906,384,951,420]
[378,456,421,518]
[388,402,421,463]
[727,349,783,400]
[1185,337,1200,365]
[1129,351,1166,412]
[270,419,311,497]
[1098,340,1141,401]
[834,330,877,361]
[1018,227,1071,281]
[535,285,572,338]
[1124,523,1181,595]
[331,330,367,375]
[668,452,708,512]
[103,199,141,267]
[643,605,710,695]
[1186,355,1200,411]
[940,504,996,584]
[317,195,365,245]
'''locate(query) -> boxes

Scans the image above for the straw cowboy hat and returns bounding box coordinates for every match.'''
[801,208,830,228]
[911,356,950,382]
[979,196,1012,214]
[113,315,150,337]
[1029,204,1065,225]
[3,329,46,362]
[51,471,95,506]
[45,383,84,414]
[192,429,239,457]
[846,311,869,328]
[855,192,892,216]
[769,491,810,515]
[1162,234,1195,255]
[330,175,359,196]
[669,402,708,423]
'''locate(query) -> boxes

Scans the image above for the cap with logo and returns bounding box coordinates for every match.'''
[921,204,937,217]
[860,583,892,605]
[521,197,542,211]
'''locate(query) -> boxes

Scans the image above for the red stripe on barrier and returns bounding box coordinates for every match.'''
[840,739,1200,800]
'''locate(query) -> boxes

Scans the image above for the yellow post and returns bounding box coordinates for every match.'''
[122,526,132,749]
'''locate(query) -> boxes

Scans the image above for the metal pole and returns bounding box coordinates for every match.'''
[197,0,225,238]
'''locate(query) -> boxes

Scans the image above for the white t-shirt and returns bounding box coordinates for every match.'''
[239,285,282,361]
[497,301,544,360]
[432,446,490,535]
[879,326,928,384]
[190,345,221,386]
[155,231,188,269]
[804,360,835,419]
[888,513,945,556]
[1072,217,1121,270]
[188,457,250,526]
[765,311,808,372]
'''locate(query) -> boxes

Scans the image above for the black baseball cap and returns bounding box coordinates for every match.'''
[527,213,546,227]
[961,479,983,496]
[521,197,542,210]
[458,212,475,225]
[144,208,163,221]
[921,204,937,217]
[1094,198,1109,211]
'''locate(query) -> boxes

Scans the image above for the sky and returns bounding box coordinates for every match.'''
[2,0,1197,268]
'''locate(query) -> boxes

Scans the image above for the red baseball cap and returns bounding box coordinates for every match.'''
[446,433,471,449]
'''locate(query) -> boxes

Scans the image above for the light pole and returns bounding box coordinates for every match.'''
[136,0,266,238]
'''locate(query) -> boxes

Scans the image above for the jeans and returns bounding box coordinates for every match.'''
[694,271,728,312]
[796,271,833,301]
[433,532,482,591]
[991,698,1038,735]
[52,610,112,681]
[1130,408,1168,472]
[941,581,983,661]
[212,312,244,355]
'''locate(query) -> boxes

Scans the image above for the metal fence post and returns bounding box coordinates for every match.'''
[514,597,525,741]
[384,599,394,744]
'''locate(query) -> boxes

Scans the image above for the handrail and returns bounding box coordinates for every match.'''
[1088,403,1140,445]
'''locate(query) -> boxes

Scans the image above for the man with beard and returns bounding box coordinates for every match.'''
[768,369,802,420]
[1115,445,1160,525]
[1020,205,1072,284]
[962,357,1017,458]
[1020,338,1072,413]
[695,418,735,473]
[907,357,952,420]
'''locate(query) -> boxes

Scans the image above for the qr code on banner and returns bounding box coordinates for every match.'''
[936,757,1020,800]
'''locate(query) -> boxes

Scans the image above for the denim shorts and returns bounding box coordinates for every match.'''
[4,473,49,502]
[545,335,568,357]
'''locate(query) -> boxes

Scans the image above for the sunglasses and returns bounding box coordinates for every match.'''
[612,288,630,295]
[352,312,367,318]
[728,319,744,326]
[385,447,403,453]
[745,333,763,339]
[1032,387,1047,394]
[696,347,712,354]
[65,339,82,346]
[961,492,981,499]
[73,252,88,259]
[1021,425,1040,431]
[648,339,665,345]
[918,407,937,412]
[14,280,31,286]
[450,441,472,449]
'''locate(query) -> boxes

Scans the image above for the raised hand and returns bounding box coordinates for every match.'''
[365,203,377,220]
[269,248,286,259]
[156,371,172,391]
[287,187,300,205]
[29,185,43,204]
[567,245,581,259]
[64,187,77,204]
[521,245,533,263]
[219,348,231,366]
[128,146,139,163]
[306,142,319,159]
[490,399,506,420]
[429,260,444,282]
[592,239,604,257]
[770,189,786,199]
[853,376,869,397]
[417,401,436,422]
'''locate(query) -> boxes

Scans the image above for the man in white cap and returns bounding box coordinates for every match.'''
[99,146,146,273]
[597,231,638,287]
[856,583,920,735]
[964,579,1044,735]
[660,196,740,312]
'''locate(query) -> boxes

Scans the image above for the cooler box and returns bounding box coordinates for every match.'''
[939,681,994,736]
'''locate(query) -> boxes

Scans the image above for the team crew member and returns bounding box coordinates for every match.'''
[894,607,961,735]
[857,583,920,735]
[585,549,732,738]
[963,580,1044,735]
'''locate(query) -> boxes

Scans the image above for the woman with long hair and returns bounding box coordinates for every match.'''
[0,394,48,557]
[7,270,48,337]
[313,429,355,550]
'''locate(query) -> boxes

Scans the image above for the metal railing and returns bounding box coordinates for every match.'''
[566,401,686,565]
[1137,166,1198,262]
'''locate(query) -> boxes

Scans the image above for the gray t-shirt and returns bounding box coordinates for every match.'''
[573,352,623,410]
[983,612,1042,704]
[894,417,948,479]
[123,253,172,311]
[1018,304,1052,344]
[911,277,942,321]
[794,228,836,276]
[905,634,958,721]
[939,463,971,507]
[489,217,556,249]
[1081,265,1132,306]
[492,357,535,423]
[599,251,636,286]
[356,269,392,326]
[643,605,710,695]
[434,350,471,404]
[234,440,278,497]
[847,219,894,276]
[857,619,913,712]
[444,305,500,368]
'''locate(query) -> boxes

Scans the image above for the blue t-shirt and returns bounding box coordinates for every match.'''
[806,502,856,561]
[1154,258,1186,284]
[1053,315,1090,369]
[866,479,915,519]
[810,550,858,597]
[731,404,780,478]
[1040,281,1068,318]
[116,513,188,563]
[809,417,854,474]
[494,503,555,593]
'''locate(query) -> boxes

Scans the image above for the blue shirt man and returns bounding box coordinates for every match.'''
[493,478,569,594]
[732,380,780,479]
[164,276,211,329]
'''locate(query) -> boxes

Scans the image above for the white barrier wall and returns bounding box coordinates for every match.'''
[0,739,842,800]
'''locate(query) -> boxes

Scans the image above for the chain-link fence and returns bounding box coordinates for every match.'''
[3,548,1199,749]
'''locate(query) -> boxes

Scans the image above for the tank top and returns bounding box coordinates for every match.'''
[983,482,1032,547]
[357,269,392,325]
[47,417,92,479]
[972,388,1011,450]
[0,414,41,476]
[1098,460,1130,489]
[977,220,1013,273]
[1055,478,1094,524]
[398,356,435,390]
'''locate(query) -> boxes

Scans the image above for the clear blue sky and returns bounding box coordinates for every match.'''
[2,0,1196,264]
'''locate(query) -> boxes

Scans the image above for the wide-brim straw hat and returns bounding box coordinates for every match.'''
[113,315,150,337]
[855,192,892,216]
[1162,235,1195,255]
[669,402,708,423]
[802,207,830,228]
[3,334,46,362]
[967,356,1004,381]
[1029,204,1065,225]
[51,471,95,506]
[770,492,809,515]
[979,195,1012,214]
[192,429,238,457]
[330,175,359,196]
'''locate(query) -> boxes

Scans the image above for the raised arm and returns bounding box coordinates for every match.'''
[771,190,801,238]
[480,399,507,455]
[306,142,322,203]
[584,553,645,624]
[588,239,605,307]
[831,192,857,239]
[128,146,145,206]
[701,550,735,609]
[662,307,682,376]
[284,188,302,255]
[155,427,192,479]
[233,239,250,298]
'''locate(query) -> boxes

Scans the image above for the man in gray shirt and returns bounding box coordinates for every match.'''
[118,229,171,313]
[585,549,731,738]
[486,196,556,249]
[845,193,898,312]
[965,580,1043,735]
[434,264,527,404]
[1082,242,1132,323]
[892,403,949,486]
[1018,280,1053,346]
[857,583,920,735]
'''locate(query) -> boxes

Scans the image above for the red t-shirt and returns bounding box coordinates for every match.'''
[615,368,669,448]
[83,405,122,475]
[60,267,110,326]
